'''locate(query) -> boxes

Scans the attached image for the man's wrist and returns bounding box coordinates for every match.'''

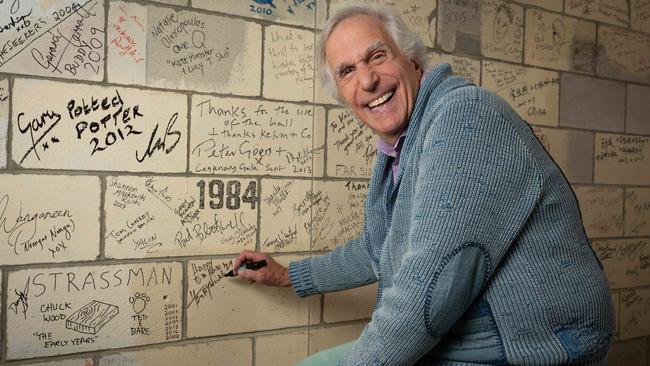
[281,267,292,287]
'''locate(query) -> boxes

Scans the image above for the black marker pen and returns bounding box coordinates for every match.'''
[224,260,267,277]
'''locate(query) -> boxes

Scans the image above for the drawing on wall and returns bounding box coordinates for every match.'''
[482,61,560,126]
[104,176,258,258]
[129,292,150,314]
[66,300,119,335]
[0,0,106,81]
[480,0,523,62]
[11,79,187,173]
[190,96,325,176]
[525,9,596,72]
[493,4,512,42]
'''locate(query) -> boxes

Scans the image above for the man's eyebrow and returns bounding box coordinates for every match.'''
[334,62,351,78]
[333,41,390,77]
[366,40,389,55]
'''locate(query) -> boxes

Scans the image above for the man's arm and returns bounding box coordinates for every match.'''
[341,99,542,365]
[235,233,378,294]
[289,234,378,297]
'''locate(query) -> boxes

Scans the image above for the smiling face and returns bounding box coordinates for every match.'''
[325,15,422,145]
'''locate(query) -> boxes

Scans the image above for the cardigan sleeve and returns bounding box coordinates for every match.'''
[289,233,378,297]
[340,98,542,365]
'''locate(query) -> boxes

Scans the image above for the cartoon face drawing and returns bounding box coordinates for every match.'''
[493,4,513,42]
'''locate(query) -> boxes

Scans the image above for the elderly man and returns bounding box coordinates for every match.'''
[234,6,614,365]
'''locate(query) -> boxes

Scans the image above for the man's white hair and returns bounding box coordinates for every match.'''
[317,6,428,102]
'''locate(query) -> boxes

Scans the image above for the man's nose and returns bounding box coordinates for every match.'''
[358,64,379,91]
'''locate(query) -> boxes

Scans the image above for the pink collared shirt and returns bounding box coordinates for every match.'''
[376,133,406,184]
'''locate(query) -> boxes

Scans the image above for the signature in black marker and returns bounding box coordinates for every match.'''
[17,110,62,163]
[8,277,29,320]
[136,112,181,163]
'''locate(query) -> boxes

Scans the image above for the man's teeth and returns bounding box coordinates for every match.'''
[368,91,394,108]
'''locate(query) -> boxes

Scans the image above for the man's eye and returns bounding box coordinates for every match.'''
[371,51,386,62]
[340,67,353,78]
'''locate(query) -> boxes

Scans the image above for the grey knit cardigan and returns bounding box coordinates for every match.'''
[289,64,615,365]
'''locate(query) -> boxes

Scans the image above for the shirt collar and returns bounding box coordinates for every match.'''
[377,132,406,158]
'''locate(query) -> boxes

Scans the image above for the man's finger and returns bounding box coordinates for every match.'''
[233,250,260,273]
[238,269,265,283]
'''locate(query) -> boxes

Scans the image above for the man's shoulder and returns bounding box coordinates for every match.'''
[423,83,523,130]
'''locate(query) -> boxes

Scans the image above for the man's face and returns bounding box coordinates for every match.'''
[326,15,422,145]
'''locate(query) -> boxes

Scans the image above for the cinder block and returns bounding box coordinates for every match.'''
[5,262,183,359]
[531,127,593,183]
[0,0,105,82]
[186,256,320,338]
[105,176,257,259]
[260,179,367,252]
[483,62,559,126]
[0,174,100,265]
[627,84,650,135]
[620,287,650,339]
[574,186,624,238]
[327,108,376,178]
[323,283,377,323]
[597,26,650,84]
[23,359,93,366]
[263,25,315,102]
[330,0,437,47]
[12,78,187,172]
[309,323,366,354]
[625,189,650,237]
[565,0,629,26]
[99,339,252,366]
[525,9,596,73]
[260,179,309,253]
[193,0,327,28]
[594,133,650,185]
[592,238,650,289]
[0,78,7,169]
[190,95,325,177]
[512,0,562,12]
[255,332,309,366]
[560,74,625,132]
[437,0,481,54]
[108,2,262,96]
[631,0,650,33]
[480,0,524,62]
[607,338,648,366]
[429,53,481,85]
[107,1,147,85]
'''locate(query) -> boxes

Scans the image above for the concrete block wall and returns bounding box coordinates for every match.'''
[0,0,648,365]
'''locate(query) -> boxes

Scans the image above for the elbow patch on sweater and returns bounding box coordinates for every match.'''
[424,243,491,338]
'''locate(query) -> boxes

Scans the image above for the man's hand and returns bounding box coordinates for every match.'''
[233,250,291,287]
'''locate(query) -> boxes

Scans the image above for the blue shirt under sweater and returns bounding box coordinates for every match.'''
[288,64,614,365]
